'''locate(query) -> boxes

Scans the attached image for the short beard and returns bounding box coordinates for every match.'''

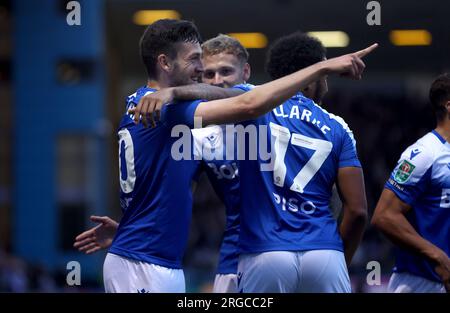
[170,62,195,87]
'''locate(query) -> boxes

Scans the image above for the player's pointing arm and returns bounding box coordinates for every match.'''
[194,44,377,126]
[130,43,377,127]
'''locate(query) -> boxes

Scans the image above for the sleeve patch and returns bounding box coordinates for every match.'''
[394,159,416,183]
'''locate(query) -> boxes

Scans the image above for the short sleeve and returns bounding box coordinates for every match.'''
[384,143,433,206]
[338,127,361,168]
[161,99,204,128]
[232,83,256,92]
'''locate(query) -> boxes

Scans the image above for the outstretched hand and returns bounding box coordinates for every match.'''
[73,216,119,254]
[322,43,378,80]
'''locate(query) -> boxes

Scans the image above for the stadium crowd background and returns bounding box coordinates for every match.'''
[0,0,448,292]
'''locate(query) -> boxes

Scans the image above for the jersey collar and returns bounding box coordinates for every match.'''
[432,129,447,144]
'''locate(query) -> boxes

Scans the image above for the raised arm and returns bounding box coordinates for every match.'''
[132,84,244,127]
[129,44,377,127]
[172,83,244,100]
[191,44,377,126]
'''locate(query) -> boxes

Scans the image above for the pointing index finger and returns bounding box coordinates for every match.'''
[354,43,378,58]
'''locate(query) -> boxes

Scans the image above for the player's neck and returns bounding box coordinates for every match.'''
[152,73,172,89]
[151,80,169,90]
[435,121,450,143]
[146,80,160,89]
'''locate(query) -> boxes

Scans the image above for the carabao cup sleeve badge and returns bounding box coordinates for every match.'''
[394,159,416,183]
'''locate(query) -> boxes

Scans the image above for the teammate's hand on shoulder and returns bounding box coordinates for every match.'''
[321,43,378,80]
[128,88,175,128]
[73,216,119,254]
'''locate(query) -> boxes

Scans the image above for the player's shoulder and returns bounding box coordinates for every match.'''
[120,86,157,129]
[232,83,256,92]
[309,101,354,139]
[126,86,156,108]
[393,131,442,184]
[319,105,350,131]
[296,97,349,129]
[400,131,443,165]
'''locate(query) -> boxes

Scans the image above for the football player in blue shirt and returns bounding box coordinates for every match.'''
[74,34,251,293]
[132,32,375,293]
[192,34,250,292]
[75,18,375,292]
[230,33,368,293]
[372,73,450,293]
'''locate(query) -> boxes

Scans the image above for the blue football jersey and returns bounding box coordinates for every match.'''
[234,84,361,254]
[385,130,450,282]
[192,125,240,274]
[109,86,202,269]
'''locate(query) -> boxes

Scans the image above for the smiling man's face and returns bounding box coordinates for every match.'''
[202,52,250,88]
[168,42,204,86]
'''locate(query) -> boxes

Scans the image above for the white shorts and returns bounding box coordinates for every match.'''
[213,273,238,293]
[388,272,445,293]
[103,253,185,293]
[237,250,351,293]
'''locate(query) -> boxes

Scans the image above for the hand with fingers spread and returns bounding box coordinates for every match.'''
[322,43,378,80]
[73,216,119,254]
[128,87,174,128]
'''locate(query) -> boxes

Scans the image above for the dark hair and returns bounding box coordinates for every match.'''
[266,32,326,80]
[202,34,249,64]
[139,19,202,79]
[429,73,450,121]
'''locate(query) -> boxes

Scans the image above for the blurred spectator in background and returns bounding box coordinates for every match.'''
[0,248,58,292]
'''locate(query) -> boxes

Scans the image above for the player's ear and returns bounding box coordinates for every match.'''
[157,54,171,73]
[243,63,251,82]
[445,100,450,117]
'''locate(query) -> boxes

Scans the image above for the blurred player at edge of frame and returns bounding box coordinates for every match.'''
[372,74,450,293]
